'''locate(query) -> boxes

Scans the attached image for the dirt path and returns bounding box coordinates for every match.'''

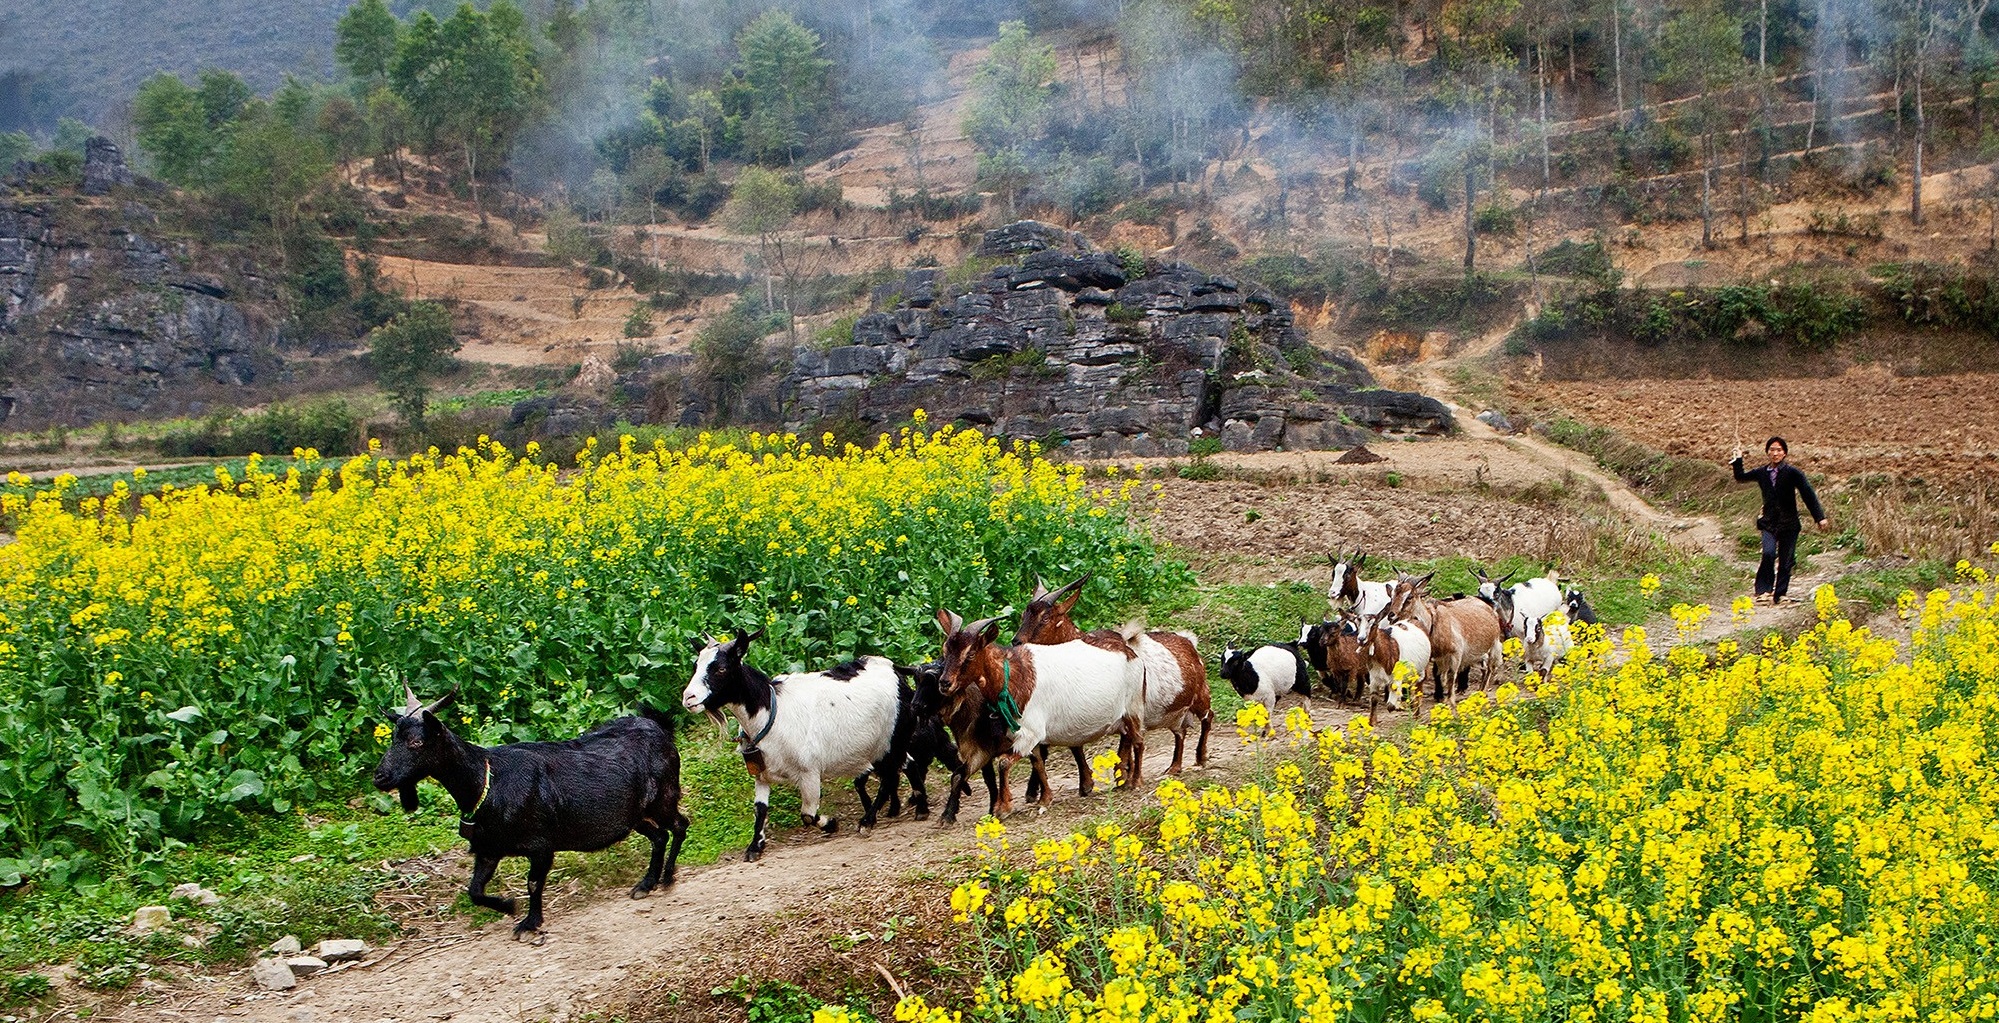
[1389,324,1732,559]
[121,703,1357,1023]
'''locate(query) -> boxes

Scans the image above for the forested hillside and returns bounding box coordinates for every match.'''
[6,0,1999,442]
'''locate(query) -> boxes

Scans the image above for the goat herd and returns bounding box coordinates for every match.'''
[370,552,1597,937]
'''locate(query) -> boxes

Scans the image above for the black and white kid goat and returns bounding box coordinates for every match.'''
[372,686,688,938]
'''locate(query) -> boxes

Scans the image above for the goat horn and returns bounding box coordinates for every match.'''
[421,686,458,716]
[402,684,422,715]
[964,615,1002,638]
[1054,574,1089,599]
[1032,575,1050,600]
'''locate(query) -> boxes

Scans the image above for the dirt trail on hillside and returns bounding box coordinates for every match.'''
[115,704,1355,1023]
[1388,323,1732,559]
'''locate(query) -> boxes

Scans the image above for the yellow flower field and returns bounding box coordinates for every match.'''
[925,578,1999,1023]
[0,424,1183,878]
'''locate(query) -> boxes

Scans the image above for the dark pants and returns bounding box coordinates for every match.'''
[1757,524,1800,599]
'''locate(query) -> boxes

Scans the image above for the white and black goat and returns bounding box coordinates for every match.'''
[1220,643,1312,722]
[932,609,1145,820]
[372,687,687,938]
[1017,576,1212,777]
[1564,587,1599,625]
[1476,566,1565,634]
[681,632,900,861]
[1328,548,1394,618]
[1519,613,1573,678]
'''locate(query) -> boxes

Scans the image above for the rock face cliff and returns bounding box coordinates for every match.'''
[1,145,297,429]
[781,222,1450,455]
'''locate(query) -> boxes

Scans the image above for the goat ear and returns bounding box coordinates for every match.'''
[398,784,420,813]
[689,636,708,657]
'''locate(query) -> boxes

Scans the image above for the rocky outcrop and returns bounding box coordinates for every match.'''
[780,222,1451,455]
[0,194,291,429]
[81,137,134,196]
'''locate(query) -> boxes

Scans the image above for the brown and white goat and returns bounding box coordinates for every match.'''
[1394,574,1504,708]
[931,609,1145,820]
[1017,576,1213,775]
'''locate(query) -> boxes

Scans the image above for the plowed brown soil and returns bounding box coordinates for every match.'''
[1529,364,1999,483]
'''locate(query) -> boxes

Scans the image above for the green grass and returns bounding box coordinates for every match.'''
[431,388,547,414]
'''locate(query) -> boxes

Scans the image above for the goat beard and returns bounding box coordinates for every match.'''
[399,784,419,813]
[705,708,731,739]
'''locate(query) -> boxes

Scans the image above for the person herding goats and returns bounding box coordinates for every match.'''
[1730,436,1829,607]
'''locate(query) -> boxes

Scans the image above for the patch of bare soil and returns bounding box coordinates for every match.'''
[1528,364,1999,484]
[1131,459,1578,584]
[367,254,724,367]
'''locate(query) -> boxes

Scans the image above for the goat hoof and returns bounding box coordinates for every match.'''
[912,807,931,821]
[512,921,542,941]
[629,883,654,899]
[820,817,839,835]
[744,845,764,863]
[858,825,873,838]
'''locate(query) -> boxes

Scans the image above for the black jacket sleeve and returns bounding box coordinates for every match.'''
[1731,456,1756,483]
[1795,469,1826,523]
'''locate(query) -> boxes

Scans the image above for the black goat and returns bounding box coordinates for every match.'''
[905,652,1001,824]
[372,687,688,938]
[885,662,974,820]
[1565,588,1599,625]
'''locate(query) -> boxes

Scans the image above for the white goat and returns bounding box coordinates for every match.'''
[1518,613,1573,679]
[682,632,900,860]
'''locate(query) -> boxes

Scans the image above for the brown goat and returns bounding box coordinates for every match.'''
[1404,582,1504,708]
[1018,575,1214,775]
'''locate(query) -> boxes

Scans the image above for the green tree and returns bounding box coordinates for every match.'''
[215,101,334,249]
[720,166,798,312]
[691,305,770,423]
[1659,0,1747,246]
[0,130,36,171]
[964,21,1056,216]
[732,11,830,165]
[133,73,219,185]
[52,117,95,155]
[368,301,461,427]
[963,21,1057,156]
[392,1,542,226]
[335,0,403,84]
[197,70,254,128]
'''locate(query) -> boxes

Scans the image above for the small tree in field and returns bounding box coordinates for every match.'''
[368,301,460,427]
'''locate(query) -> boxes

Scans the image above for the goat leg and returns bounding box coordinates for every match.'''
[939,766,967,825]
[1024,744,1051,802]
[466,854,516,917]
[1121,718,1145,791]
[904,758,929,821]
[1070,745,1093,797]
[632,822,667,898]
[994,753,1019,816]
[854,771,880,835]
[1168,725,1187,776]
[1194,711,1213,768]
[514,852,552,939]
[658,811,688,888]
[746,780,772,861]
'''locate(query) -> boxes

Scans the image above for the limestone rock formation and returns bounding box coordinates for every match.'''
[780,222,1451,455]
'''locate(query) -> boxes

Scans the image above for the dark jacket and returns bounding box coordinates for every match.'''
[1732,457,1826,531]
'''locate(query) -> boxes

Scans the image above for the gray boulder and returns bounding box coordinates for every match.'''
[82,137,134,195]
